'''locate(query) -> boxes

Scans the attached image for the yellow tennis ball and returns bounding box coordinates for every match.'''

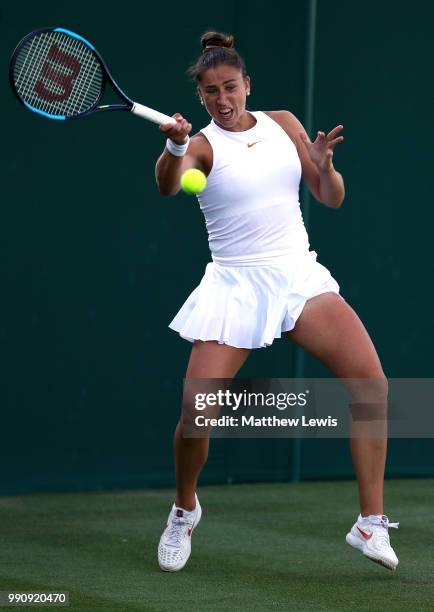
[180,168,207,195]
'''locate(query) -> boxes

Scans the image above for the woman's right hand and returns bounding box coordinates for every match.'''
[160,113,192,145]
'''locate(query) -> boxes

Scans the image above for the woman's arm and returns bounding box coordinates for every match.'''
[155,113,209,196]
[317,164,345,209]
[266,110,345,208]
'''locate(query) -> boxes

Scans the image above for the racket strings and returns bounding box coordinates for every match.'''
[17,33,73,113]
[51,33,89,114]
[16,32,65,107]
[68,39,101,115]
[38,32,83,113]
[21,32,73,114]
[39,33,101,115]
[45,33,102,115]
[16,35,50,101]
[15,35,38,89]
[44,33,87,115]
[13,31,103,117]
[62,35,101,115]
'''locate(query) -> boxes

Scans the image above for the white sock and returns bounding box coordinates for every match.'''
[173,500,197,517]
[358,513,383,524]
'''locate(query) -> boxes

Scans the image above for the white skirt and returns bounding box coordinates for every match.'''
[169,250,341,349]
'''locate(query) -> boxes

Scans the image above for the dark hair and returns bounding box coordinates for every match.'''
[186,31,247,82]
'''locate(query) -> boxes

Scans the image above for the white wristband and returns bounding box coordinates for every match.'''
[166,137,189,157]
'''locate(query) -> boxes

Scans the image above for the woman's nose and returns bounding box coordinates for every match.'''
[216,92,228,105]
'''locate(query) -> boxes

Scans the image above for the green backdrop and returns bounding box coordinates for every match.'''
[1,0,433,494]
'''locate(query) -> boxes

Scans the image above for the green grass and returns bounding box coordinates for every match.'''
[0,480,433,611]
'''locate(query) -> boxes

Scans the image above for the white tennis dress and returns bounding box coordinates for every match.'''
[169,111,341,349]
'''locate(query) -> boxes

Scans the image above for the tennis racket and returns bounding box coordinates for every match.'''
[9,27,176,125]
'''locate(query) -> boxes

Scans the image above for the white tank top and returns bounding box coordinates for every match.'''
[198,111,310,266]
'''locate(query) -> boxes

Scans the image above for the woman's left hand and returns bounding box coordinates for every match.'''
[299,125,344,172]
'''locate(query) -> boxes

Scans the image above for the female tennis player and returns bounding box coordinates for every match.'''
[154,31,399,572]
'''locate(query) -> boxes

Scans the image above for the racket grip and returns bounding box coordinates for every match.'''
[131,103,176,125]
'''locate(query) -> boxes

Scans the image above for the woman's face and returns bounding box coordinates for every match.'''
[198,65,251,131]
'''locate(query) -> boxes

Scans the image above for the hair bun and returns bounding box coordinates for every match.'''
[186,30,246,81]
[201,31,234,51]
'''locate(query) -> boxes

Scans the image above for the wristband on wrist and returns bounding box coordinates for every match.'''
[166,136,189,157]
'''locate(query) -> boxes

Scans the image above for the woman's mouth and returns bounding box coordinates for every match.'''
[218,108,234,120]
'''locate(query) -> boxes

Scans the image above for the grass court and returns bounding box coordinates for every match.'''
[1,479,433,611]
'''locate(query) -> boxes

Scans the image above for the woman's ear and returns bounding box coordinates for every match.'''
[245,75,251,96]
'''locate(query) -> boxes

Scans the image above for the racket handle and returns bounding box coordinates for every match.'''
[131,102,176,125]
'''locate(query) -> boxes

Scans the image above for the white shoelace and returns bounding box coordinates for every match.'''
[165,517,192,547]
[368,515,399,546]
[369,515,399,529]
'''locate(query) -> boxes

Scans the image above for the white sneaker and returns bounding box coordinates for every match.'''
[158,493,202,572]
[346,514,399,570]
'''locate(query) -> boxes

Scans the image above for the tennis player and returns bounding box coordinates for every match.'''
[154,31,399,572]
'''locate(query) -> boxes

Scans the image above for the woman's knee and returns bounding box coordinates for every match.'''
[349,375,388,422]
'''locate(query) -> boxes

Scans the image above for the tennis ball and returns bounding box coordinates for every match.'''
[180,168,207,195]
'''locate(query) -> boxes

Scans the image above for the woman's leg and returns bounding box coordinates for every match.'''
[175,340,251,510]
[284,292,387,516]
